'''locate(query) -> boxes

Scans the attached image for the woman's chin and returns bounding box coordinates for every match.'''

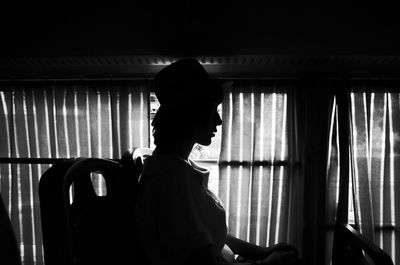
[197,138,212,146]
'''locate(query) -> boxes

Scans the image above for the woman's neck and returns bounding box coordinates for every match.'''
[154,139,195,161]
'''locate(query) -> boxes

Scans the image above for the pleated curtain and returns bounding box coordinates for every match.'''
[295,80,334,265]
[348,81,399,264]
[326,80,400,265]
[0,81,150,265]
[9,77,398,265]
[325,94,340,265]
[218,80,302,249]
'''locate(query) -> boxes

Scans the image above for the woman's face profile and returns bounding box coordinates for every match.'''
[192,102,222,146]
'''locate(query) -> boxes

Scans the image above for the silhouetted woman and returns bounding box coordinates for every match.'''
[135,59,300,265]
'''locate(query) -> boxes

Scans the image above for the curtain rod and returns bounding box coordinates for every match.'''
[0,75,299,82]
[0,157,122,164]
[336,77,400,80]
[2,74,400,82]
[0,77,155,82]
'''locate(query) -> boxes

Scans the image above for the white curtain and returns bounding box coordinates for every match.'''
[326,80,400,265]
[218,80,302,249]
[0,81,150,265]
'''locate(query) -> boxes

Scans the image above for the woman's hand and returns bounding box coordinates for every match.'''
[252,242,298,260]
[259,250,300,265]
[267,243,298,255]
[226,235,299,262]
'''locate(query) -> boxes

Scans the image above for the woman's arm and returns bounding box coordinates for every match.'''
[226,234,298,261]
[226,234,269,260]
[185,242,300,265]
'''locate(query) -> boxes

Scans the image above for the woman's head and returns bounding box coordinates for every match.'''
[152,59,224,147]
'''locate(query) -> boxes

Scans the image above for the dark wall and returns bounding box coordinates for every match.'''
[2,2,400,57]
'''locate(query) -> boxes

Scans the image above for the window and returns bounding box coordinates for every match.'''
[348,91,398,263]
[0,79,299,265]
[217,81,298,247]
[326,87,399,264]
[0,81,150,265]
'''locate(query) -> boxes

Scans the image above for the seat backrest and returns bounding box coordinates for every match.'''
[120,147,152,265]
[132,147,153,180]
[0,193,22,265]
[63,158,130,265]
[121,147,153,182]
[120,147,153,203]
[333,224,394,265]
[39,159,78,265]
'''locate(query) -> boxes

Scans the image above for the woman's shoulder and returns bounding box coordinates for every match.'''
[141,154,195,181]
[144,154,189,169]
[140,154,204,198]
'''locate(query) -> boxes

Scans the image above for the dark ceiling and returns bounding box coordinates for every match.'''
[2,2,400,57]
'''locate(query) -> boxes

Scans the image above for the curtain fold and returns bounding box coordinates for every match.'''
[0,81,150,265]
[327,81,350,265]
[218,80,299,249]
[295,79,334,265]
[327,79,400,265]
[348,80,399,264]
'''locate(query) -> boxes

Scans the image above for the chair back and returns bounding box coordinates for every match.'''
[333,223,394,265]
[121,147,152,181]
[39,159,78,265]
[63,158,130,265]
[0,193,22,265]
[120,147,152,204]
[132,148,153,180]
[120,147,152,264]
